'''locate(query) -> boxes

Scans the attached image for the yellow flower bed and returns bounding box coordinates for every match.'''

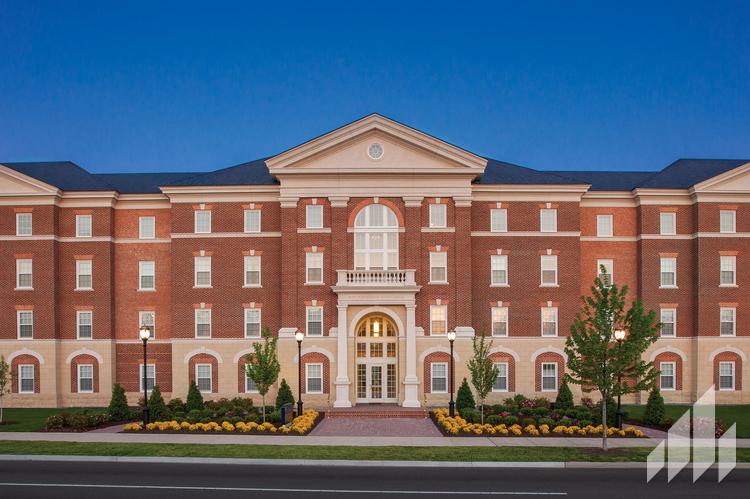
[431,409,644,438]
[123,410,320,436]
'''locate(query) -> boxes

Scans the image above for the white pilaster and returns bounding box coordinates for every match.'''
[334,304,352,407]
[402,303,420,407]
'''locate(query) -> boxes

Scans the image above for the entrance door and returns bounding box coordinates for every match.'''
[355,314,398,404]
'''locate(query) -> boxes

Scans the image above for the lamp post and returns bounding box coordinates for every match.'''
[295,330,304,417]
[613,328,626,429]
[139,325,151,426]
[448,331,456,417]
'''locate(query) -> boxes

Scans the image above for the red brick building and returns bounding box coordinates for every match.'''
[1,114,748,408]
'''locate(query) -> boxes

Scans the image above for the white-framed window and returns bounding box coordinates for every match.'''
[720,307,736,337]
[140,364,155,392]
[353,204,399,270]
[490,208,507,233]
[196,364,212,393]
[429,252,447,283]
[720,210,736,234]
[244,255,261,287]
[139,311,155,339]
[430,305,447,336]
[541,362,558,392]
[660,257,677,288]
[659,362,676,391]
[194,256,211,287]
[306,363,323,394]
[720,256,736,286]
[659,212,676,235]
[718,362,735,391]
[540,255,558,286]
[245,367,258,393]
[139,216,155,239]
[306,204,323,229]
[306,306,323,336]
[76,214,92,238]
[305,252,323,284]
[541,307,558,337]
[491,307,508,337]
[660,308,676,337]
[245,308,261,338]
[18,364,34,394]
[244,209,261,233]
[540,209,557,232]
[596,214,613,237]
[194,210,211,233]
[195,309,211,338]
[76,260,93,290]
[139,261,155,290]
[17,310,33,339]
[430,362,448,393]
[16,213,32,236]
[493,362,508,392]
[429,203,447,228]
[77,310,93,340]
[16,258,33,289]
[78,364,94,393]
[597,259,614,286]
[490,255,508,286]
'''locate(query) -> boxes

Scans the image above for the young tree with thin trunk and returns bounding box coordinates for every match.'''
[564,266,660,450]
[467,331,499,424]
[0,356,11,424]
[245,327,281,423]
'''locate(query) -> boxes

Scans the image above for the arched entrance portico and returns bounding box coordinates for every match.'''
[353,313,399,403]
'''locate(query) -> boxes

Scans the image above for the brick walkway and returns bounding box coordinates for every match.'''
[310,417,441,437]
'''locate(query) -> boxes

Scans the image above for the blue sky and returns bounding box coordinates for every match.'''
[0,1,748,173]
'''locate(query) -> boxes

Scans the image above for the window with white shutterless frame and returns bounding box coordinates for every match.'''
[139,311,155,339]
[245,366,259,393]
[540,255,557,286]
[660,257,677,288]
[719,361,735,391]
[540,208,557,232]
[244,209,261,233]
[491,306,508,337]
[720,307,736,337]
[195,309,212,338]
[78,364,94,393]
[16,212,32,236]
[76,259,93,290]
[430,362,448,393]
[720,210,736,234]
[17,310,33,339]
[138,261,155,290]
[16,258,32,289]
[490,208,507,233]
[196,364,212,393]
[490,254,508,286]
[430,304,447,336]
[429,251,447,283]
[194,210,211,233]
[306,204,323,229]
[245,308,261,338]
[660,308,676,337]
[493,362,508,392]
[305,252,323,284]
[597,259,614,287]
[76,214,92,238]
[429,203,447,228]
[596,214,613,237]
[306,363,323,394]
[541,363,558,391]
[659,212,676,235]
[139,216,155,239]
[77,310,93,339]
[306,306,323,336]
[541,307,558,337]
[140,364,155,392]
[720,255,736,286]
[19,364,34,393]
[659,362,676,390]
[244,255,261,287]
[194,256,211,287]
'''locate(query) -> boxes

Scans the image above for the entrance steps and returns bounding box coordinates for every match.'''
[327,405,428,419]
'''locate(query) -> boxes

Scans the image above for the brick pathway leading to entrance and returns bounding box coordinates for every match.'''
[310,417,442,437]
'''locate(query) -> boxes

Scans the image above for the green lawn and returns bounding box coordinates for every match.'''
[0,408,105,432]
[624,404,750,438]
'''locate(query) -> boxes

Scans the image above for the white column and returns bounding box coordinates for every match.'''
[334,304,352,407]
[403,303,420,407]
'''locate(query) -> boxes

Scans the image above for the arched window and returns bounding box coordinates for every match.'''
[353,204,399,270]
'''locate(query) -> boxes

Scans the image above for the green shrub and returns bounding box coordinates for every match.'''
[575,408,592,420]
[558,417,573,427]
[519,407,533,416]
[564,409,578,418]
[148,386,170,422]
[533,407,549,417]
[533,397,551,409]
[579,419,593,427]
[486,414,503,425]
[513,394,528,406]
[167,397,185,413]
[521,417,536,427]
[186,381,204,412]
[107,383,130,421]
[456,378,476,412]
[186,409,203,423]
[537,417,555,426]
[593,397,618,426]
[230,397,254,411]
[489,404,504,415]
[502,415,519,425]
[460,408,481,423]
[275,378,295,409]
[44,414,67,431]
[46,411,109,431]
[644,387,665,426]
[554,379,574,410]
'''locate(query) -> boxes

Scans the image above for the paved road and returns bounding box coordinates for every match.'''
[0,460,746,498]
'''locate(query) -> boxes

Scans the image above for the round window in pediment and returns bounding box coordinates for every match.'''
[367,142,384,160]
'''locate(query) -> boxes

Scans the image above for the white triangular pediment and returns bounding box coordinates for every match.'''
[693,162,750,193]
[0,165,59,196]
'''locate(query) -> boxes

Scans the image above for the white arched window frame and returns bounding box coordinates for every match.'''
[353,204,399,270]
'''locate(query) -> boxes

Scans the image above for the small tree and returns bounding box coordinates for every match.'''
[455,378,475,413]
[186,381,204,412]
[245,327,281,423]
[107,383,130,421]
[466,332,499,424]
[565,265,660,450]
[275,378,295,409]
[644,386,665,426]
[555,379,574,411]
[148,386,169,422]
[0,356,11,424]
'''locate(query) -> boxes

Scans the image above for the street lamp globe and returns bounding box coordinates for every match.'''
[139,325,151,341]
[447,331,456,342]
[294,330,304,343]
[613,329,626,342]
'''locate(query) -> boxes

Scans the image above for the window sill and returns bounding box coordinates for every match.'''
[719,388,736,392]
[491,335,509,338]
[139,236,156,240]
[14,288,34,291]
[719,284,738,288]
[298,227,330,233]
[596,234,614,238]
[243,284,262,288]
[539,284,559,288]
[18,392,36,395]
[138,289,156,292]
[304,282,324,286]
[77,391,94,394]
[431,391,448,395]
[245,391,259,394]
[720,334,737,338]
[659,286,678,289]
[195,336,212,340]
[489,230,508,234]
[492,389,509,393]
[490,284,509,288]
[76,337,93,341]
[541,335,559,338]
[17,337,34,341]
[245,336,261,340]
[75,235,93,239]
[75,288,93,292]
[306,391,324,395]
[429,281,449,285]
[659,335,676,339]
[660,388,676,392]
[193,286,213,289]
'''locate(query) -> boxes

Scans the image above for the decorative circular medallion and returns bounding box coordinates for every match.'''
[367,142,384,160]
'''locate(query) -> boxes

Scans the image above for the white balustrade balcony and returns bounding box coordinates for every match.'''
[336,269,417,288]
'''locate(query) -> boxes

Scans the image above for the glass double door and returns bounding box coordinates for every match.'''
[356,361,397,403]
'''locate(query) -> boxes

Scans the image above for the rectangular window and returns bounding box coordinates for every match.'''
[244,209,261,233]
[540,209,557,232]
[77,310,93,339]
[140,364,155,392]
[493,362,508,392]
[306,307,323,336]
[17,311,33,339]
[490,255,508,286]
[659,212,676,235]
[660,308,676,337]
[306,363,323,394]
[720,256,736,286]
[305,252,323,284]
[720,210,736,234]
[430,252,447,283]
[196,364,212,393]
[540,255,558,286]
[660,257,677,287]
[660,362,676,391]
[245,308,261,338]
[139,216,155,239]
[597,259,614,286]
[306,205,323,229]
[195,309,211,338]
[490,208,507,233]
[139,311,155,339]
[430,305,447,336]
[429,204,447,228]
[431,362,448,393]
[194,256,211,287]
[244,255,261,286]
[19,365,34,393]
[76,214,92,237]
[139,261,155,290]
[541,307,558,337]
[596,214,613,237]
[720,307,736,337]
[78,364,94,393]
[16,259,33,289]
[245,369,258,393]
[719,362,735,391]
[76,260,93,290]
[194,210,211,233]
[16,213,32,236]
[491,307,508,337]
[541,363,558,391]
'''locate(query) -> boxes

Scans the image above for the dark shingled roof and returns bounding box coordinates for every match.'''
[547,170,658,191]
[164,158,277,186]
[477,159,584,185]
[636,159,750,189]
[3,161,115,191]
[95,172,199,193]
